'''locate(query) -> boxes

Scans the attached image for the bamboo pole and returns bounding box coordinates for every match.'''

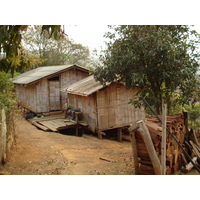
[137,120,162,175]
[161,101,167,175]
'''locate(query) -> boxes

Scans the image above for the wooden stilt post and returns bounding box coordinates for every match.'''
[129,128,140,175]
[75,112,80,136]
[161,100,167,175]
[117,127,122,142]
[98,131,102,139]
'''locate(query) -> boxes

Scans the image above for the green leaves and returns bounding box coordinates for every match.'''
[93,25,200,114]
[0,25,63,76]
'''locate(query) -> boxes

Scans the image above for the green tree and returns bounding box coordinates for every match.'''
[0,25,63,76]
[186,103,200,129]
[22,26,91,68]
[92,25,200,114]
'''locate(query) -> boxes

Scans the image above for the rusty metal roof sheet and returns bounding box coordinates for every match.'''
[65,75,110,96]
[13,65,88,85]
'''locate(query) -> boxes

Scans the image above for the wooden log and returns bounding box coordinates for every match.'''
[137,120,162,175]
[117,127,122,142]
[122,135,131,141]
[139,163,155,175]
[166,166,172,175]
[189,140,200,160]
[166,154,173,168]
[97,130,106,140]
[189,131,200,147]
[185,157,198,172]
[139,159,153,166]
[130,129,140,175]
[180,153,188,165]
[173,149,179,164]
[172,161,179,174]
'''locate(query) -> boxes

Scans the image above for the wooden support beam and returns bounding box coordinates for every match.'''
[97,130,106,140]
[129,126,140,175]
[137,120,162,175]
[117,127,122,142]
[75,112,81,137]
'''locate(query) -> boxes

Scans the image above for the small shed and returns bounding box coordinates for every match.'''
[13,64,89,114]
[65,75,145,139]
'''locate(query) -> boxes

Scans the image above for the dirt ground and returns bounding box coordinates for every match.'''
[0,116,199,175]
[0,116,136,175]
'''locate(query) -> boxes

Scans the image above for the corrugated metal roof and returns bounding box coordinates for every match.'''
[65,75,110,96]
[13,65,88,85]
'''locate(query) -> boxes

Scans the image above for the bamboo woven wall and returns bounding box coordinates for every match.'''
[15,68,89,113]
[68,82,145,132]
[36,78,49,113]
[68,93,97,132]
[60,69,89,109]
[15,84,37,113]
[97,83,145,131]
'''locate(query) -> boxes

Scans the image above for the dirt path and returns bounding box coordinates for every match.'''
[0,117,135,175]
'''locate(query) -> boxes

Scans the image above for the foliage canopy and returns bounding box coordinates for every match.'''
[0,25,63,76]
[22,26,91,68]
[93,25,200,114]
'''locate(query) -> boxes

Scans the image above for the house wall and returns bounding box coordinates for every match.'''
[68,93,97,132]
[60,69,89,110]
[15,68,89,114]
[67,82,145,132]
[97,83,145,131]
[15,84,37,113]
[36,78,49,113]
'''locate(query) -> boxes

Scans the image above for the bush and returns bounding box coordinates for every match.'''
[185,103,200,129]
[0,72,18,159]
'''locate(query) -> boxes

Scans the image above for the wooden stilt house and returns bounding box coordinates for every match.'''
[13,65,89,114]
[65,75,145,139]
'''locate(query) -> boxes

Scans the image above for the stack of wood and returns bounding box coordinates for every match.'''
[183,130,200,172]
[135,114,187,175]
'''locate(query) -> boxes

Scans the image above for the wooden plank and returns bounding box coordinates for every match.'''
[185,157,197,172]
[140,164,155,175]
[32,121,50,131]
[38,121,58,132]
[137,120,162,175]
[130,129,140,175]
[189,140,200,159]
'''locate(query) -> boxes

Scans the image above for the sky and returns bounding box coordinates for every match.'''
[66,24,200,55]
[65,25,110,53]
[66,25,200,49]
